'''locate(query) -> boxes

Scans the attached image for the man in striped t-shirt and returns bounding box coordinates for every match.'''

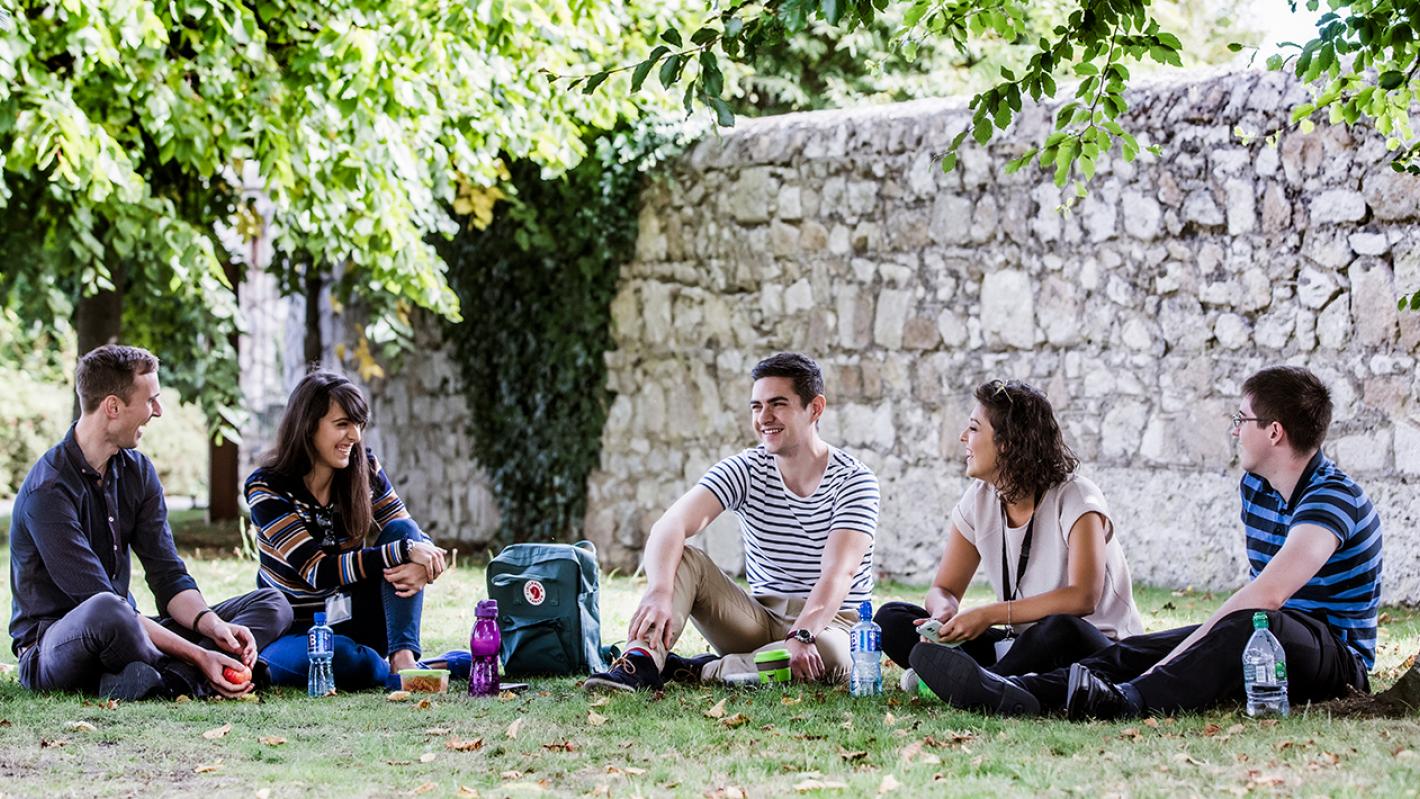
[920,366,1380,719]
[585,353,880,692]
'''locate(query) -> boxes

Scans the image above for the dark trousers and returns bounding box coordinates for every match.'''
[876,601,1113,677]
[18,589,292,693]
[1017,607,1370,713]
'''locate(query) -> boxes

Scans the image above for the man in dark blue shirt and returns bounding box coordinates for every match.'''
[910,365,1379,718]
[9,345,291,700]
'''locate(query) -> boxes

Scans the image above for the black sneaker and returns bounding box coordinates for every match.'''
[909,643,1041,717]
[98,661,166,701]
[663,652,719,684]
[583,652,663,693]
[156,657,211,699]
[1065,663,1139,721]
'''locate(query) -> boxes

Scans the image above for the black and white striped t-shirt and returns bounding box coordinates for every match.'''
[698,446,879,610]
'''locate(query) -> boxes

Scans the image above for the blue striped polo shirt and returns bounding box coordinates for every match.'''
[1240,451,1383,668]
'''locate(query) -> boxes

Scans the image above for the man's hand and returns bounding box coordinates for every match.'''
[786,638,824,681]
[196,649,255,698]
[384,563,430,598]
[938,605,996,643]
[628,588,675,650]
[407,541,448,583]
[200,615,258,667]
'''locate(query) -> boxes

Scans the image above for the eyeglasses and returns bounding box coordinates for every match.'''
[1229,412,1270,431]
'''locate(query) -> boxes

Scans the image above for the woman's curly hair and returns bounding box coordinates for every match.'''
[973,379,1078,505]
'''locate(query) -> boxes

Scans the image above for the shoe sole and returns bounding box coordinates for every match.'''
[582,675,638,693]
[909,643,1040,716]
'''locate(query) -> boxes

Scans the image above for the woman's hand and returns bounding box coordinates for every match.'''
[937,605,998,643]
[406,541,448,582]
[384,563,431,598]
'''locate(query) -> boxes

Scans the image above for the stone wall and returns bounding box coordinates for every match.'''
[582,69,1420,602]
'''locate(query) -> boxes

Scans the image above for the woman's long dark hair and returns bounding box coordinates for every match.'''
[265,370,375,541]
[974,379,1079,505]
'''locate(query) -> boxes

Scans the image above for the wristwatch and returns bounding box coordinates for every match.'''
[786,629,816,644]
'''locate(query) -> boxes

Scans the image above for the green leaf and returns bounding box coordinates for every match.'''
[822,0,843,25]
[582,72,609,95]
[659,54,684,89]
[1379,70,1405,90]
[690,26,719,45]
[708,97,735,127]
[1227,42,1244,52]
[631,46,670,92]
[940,152,958,173]
[661,27,683,47]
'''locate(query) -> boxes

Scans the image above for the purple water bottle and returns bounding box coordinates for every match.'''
[469,599,501,697]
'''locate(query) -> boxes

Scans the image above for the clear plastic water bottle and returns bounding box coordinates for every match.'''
[307,611,335,697]
[1243,611,1289,717]
[469,599,501,697]
[849,600,882,697]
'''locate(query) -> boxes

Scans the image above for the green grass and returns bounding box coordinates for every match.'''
[2,546,1419,798]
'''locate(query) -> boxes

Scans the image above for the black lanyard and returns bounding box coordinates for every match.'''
[1000,490,1045,604]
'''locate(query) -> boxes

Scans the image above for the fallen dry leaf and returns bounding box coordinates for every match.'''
[588,711,608,727]
[194,759,223,774]
[1120,728,1142,741]
[202,723,231,740]
[878,774,901,794]
[419,752,437,763]
[258,736,287,746]
[838,748,868,762]
[0,719,11,727]
[542,740,577,752]
[174,694,191,703]
[423,727,450,736]
[498,690,518,701]
[781,695,802,706]
[883,712,897,727]
[409,781,437,795]
[237,693,260,703]
[794,779,846,792]
[1171,752,1206,766]
[588,696,610,708]
[1227,723,1245,735]
[705,786,747,799]
[40,738,68,749]
[705,698,728,719]
[446,737,484,752]
[720,713,750,729]
[1143,718,1159,729]
[388,691,412,702]
[506,717,524,739]
[1202,723,1222,737]
[458,786,480,798]
[416,698,433,710]
[67,721,96,733]
[387,760,413,766]
[500,770,523,780]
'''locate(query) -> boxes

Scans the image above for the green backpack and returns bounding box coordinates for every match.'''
[486,541,618,676]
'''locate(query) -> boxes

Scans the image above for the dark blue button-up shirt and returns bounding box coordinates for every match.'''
[8,426,197,654]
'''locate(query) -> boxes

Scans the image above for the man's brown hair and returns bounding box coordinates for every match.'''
[76,345,159,414]
[1241,366,1333,454]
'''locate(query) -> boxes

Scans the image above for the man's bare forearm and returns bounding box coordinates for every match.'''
[642,524,688,595]
[164,588,212,632]
[138,614,206,664]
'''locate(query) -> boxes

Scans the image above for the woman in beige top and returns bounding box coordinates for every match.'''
[877,379,1144,682]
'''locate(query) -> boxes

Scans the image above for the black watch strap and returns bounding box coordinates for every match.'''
[786,628,816,644]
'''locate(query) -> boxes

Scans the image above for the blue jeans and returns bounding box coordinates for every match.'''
[262,519,431,690]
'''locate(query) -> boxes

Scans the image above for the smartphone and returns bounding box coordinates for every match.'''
[498,682,530,693]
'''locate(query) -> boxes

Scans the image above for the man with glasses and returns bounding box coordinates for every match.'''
[913,365,1380,718]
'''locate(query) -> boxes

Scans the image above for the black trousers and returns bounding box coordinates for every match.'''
[875,601,1114,677]
[1016,607,1370,713]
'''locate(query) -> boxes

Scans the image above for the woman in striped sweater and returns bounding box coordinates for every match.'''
[248,371,446,689]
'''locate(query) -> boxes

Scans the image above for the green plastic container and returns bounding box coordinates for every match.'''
[754,649,792,684]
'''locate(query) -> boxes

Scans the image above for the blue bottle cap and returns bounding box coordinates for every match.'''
[314,612,327,626]
[858,600,873,621]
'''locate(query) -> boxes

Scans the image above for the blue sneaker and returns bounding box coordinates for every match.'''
[418,650,471,681]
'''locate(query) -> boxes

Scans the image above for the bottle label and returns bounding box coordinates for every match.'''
[1255,664,1274,685]
[1275,661,1287,681]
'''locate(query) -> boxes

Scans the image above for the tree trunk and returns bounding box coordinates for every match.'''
[72,262,125,420]
[208,259,243,522]
[304,265,323,369]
